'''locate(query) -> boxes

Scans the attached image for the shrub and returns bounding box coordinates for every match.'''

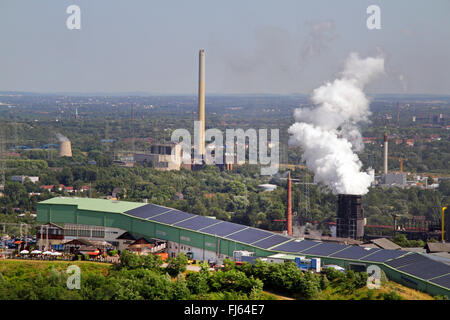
[186,271,210,295]
[166,252,188,277]
[379,291,404,300]
[171,274,191,300]
[320,275,329,290]
[108,250,118,257]
[142,254,163,271]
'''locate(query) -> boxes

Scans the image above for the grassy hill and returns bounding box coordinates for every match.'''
[319,280,434,300]
[0,259,111,277]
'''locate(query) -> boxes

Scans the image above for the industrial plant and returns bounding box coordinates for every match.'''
[1,49,448,301]
[35,197,450,296]
[1,0,449,305]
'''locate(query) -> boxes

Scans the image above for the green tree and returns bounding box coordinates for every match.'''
[186,270,210,295]
[171,274,191,300]
[166,252,188,277]
[142,254,163,271]
[117,250,142,270]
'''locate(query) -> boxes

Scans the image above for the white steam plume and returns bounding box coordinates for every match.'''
[56,133,69,142]
[288,52,384,195]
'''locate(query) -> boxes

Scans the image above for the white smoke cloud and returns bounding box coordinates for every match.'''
[300,20,338,63]
[56,133,69,142]
[288,52,384,195]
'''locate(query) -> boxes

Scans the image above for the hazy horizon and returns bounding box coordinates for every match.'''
[1,1,449,95]
[2,91,450,98]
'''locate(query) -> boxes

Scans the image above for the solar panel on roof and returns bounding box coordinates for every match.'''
[200,221,247,237]
[125,204,173,219]
[385,253,429,268]
[225,228,274,244]
[430,274,450,290]
[147,210,195,225]
[301,242,348,256]
[173,215,220,231]
[397,258,450,280]
[361,249,407,262]
[330,246,381,260]
[252,234,292,249]
[271,239,320,253]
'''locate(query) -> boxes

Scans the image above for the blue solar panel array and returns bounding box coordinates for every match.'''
[125,204,172,219]
[200,221,247,237]
[301,242,349,256]
[148,210,195,225]
[430,274,450,290]
[396,258,450,280]
[330,246,381,260]
[271,239,321,253]
[385,253,429,268]
[225,228,274,244]
[252,234,292,249]
[173,215,221,231]
[360,249,407,262]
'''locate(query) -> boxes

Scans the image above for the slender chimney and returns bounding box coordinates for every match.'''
[384,133,388,175]
[396,102,400,124]
[287,171,292,236]
[197,49,206,158]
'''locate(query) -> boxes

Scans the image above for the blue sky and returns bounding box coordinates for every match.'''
[1,0,449,94]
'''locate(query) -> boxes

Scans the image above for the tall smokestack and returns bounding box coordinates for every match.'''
[287,171,292,236]
[197,49,206,158]
[396,102,400,124]
[384,133,388,175]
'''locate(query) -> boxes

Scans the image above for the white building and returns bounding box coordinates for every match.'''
[11,175,39,184]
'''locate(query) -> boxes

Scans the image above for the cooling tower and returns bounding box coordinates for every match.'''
[59,140,72,157]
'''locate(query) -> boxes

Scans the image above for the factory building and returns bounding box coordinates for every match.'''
[11,175,39,184]
[380,133,408,187]
[36,222,128,250]
[36,197,450,296]
[383,172,407,187]
[133,142,183,170]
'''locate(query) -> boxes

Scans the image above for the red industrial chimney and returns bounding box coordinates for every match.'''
[287,171,292,236]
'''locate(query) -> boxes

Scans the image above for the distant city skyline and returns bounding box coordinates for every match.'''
[1,0,449,95]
